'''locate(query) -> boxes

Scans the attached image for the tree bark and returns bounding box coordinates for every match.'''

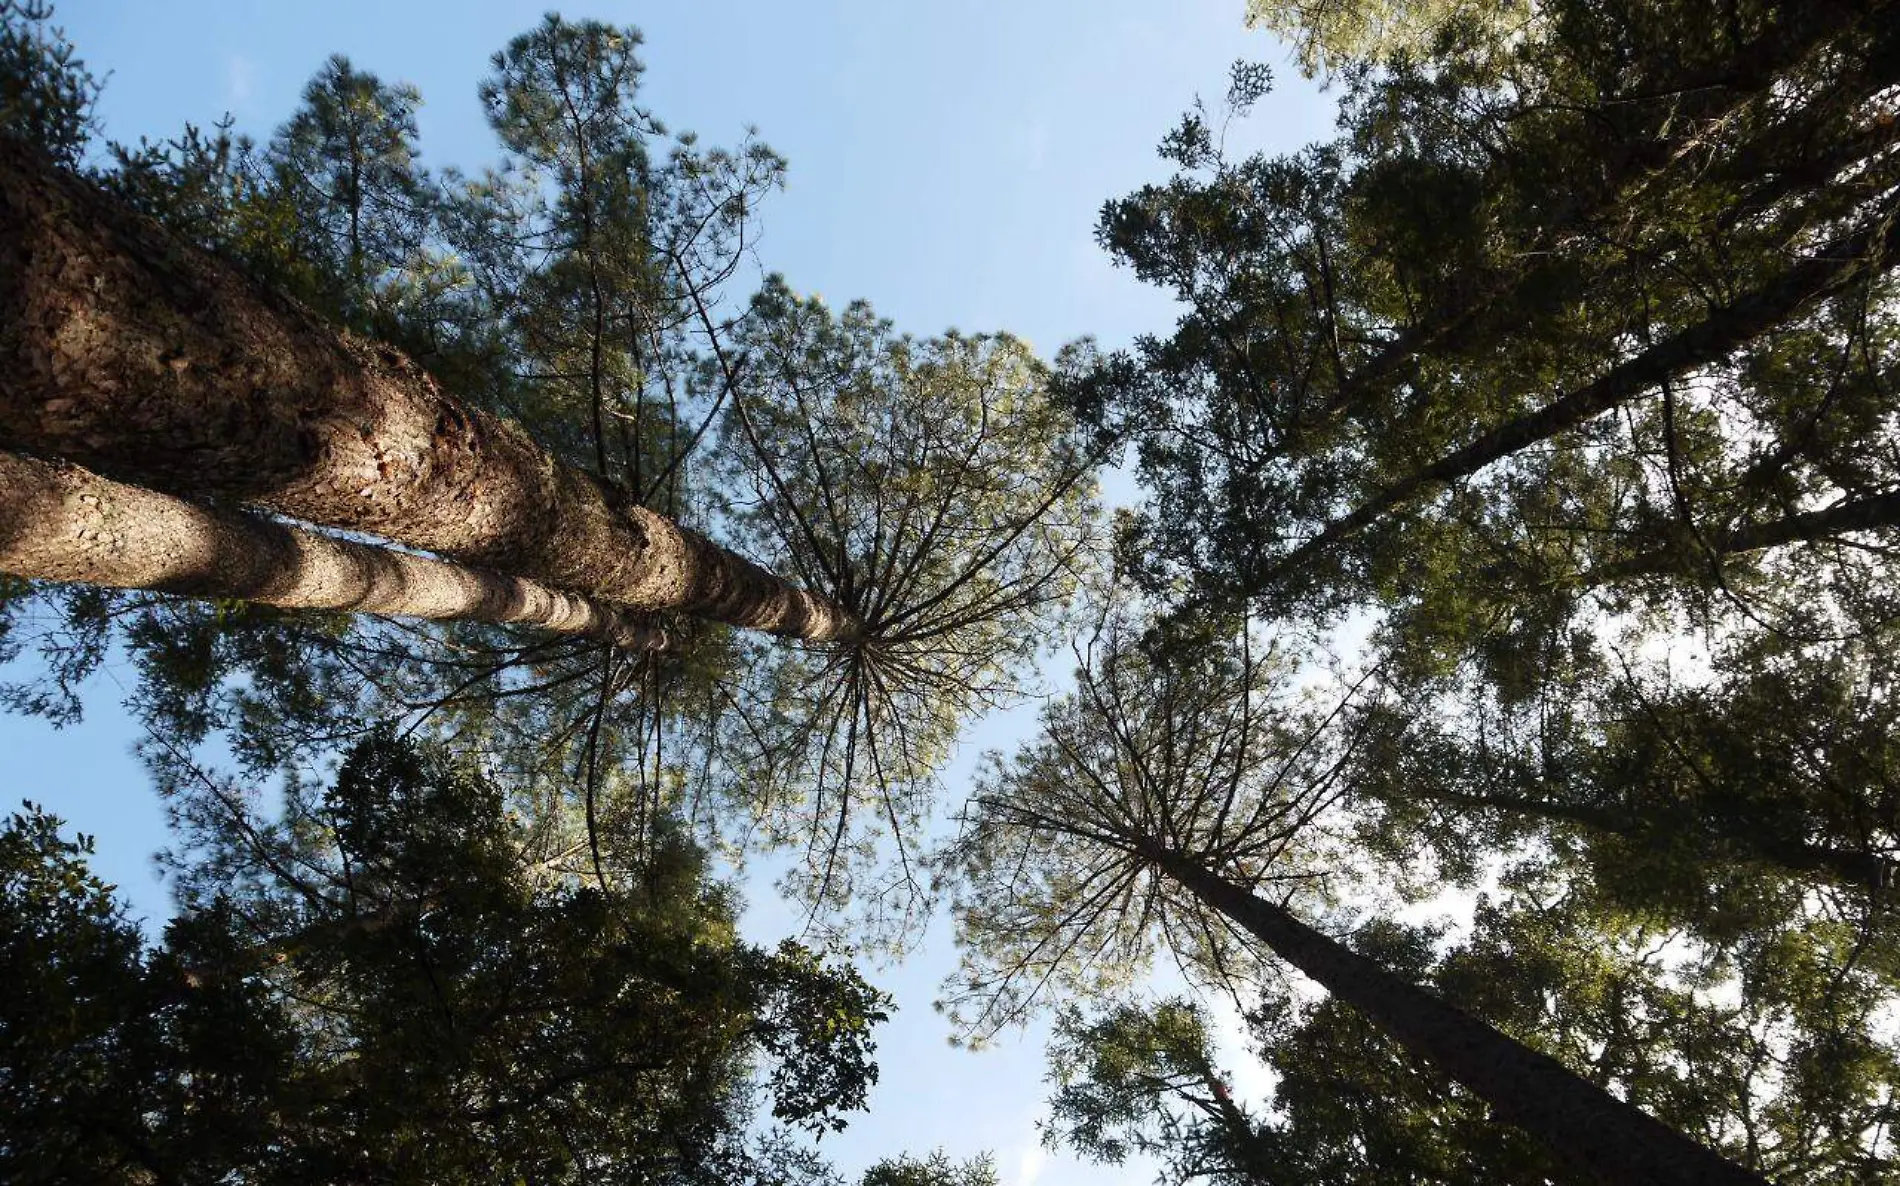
[0,140,859,643]
[0,451,665,651]
[1156,855,1769,1186]
[1252,208,1900,597]
[1400,782,1899,891]
[1582,489,1900,586]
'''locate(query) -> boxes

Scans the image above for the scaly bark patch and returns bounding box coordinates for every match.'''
[0,140,859,642]
[0,452,666,651]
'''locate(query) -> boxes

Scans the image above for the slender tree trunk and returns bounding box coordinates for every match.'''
[1400,782,1899,891]
[0,140,859,643]
[1155,855,1769,1186]
[1268,4,1884,447]
[0,451,665,651]
[1192,1052,1279,1186]
[1252,208,1900,596]
[1582,489,1900,586]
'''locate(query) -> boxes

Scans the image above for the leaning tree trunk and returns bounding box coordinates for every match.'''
[1582,489,1900,587]
[1156,855,1769,1186]
[0,452,665,651]
[0,139,859,643]
[1398,782,1900,893]
[1251,208,1900,597]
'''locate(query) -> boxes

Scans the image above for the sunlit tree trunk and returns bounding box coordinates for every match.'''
[0,140,859,643]
[0,451,666,650]
[1155,854,1770,1186]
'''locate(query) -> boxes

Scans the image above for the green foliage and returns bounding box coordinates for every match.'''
[1047,888,1900,1186]
[1,733,890,1183]
[942,614,1360,1037]
[1086,0,1900,668]
[264,55,435,331]
[1346,619,1900,947]
[463,12,789,500]
[860,1150,999,1186]
[1,802,294,1182]
[1045,998,1280,1185]
[0,7,1104,940]
[1028,16,1900,1173]
[0,0,96,163]
[711,279,1102,931]
[15,1,1900,1179]
[0,584,116,727]
[1259,896,1900,1184]
[1245,0,1530,76]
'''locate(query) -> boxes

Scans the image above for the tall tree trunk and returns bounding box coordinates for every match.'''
[1399,782,1899,891]
[0,451,664,651]
[1155,854,1769,1186]
[1582,489,1900,586]
[1191,1050,1279,1186]
[1251,207,1900,597]
[0,140,859,643]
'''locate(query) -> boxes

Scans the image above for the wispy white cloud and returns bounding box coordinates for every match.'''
[227,54,257,108]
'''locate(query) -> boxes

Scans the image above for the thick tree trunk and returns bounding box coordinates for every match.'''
[0,140,859,643]
[1253,208,1900,596]
[1754,833,1899,891]
[1157,856,1768,1186]
[0,451,664,651]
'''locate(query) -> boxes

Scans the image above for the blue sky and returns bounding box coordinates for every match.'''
[10,3,1337,1182]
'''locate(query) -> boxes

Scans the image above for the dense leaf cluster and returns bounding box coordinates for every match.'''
[2,732,886,1183]
[953,2,1900,1184]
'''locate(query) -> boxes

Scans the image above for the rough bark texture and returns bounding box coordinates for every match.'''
[1159,856,1769,1186]
[0,140,859,643]
[1255,209,1900,595]
[0,452,666,650]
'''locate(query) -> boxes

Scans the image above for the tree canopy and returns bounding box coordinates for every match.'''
[6,0,1900,1181]
[2,731,887,1184]
[0,1,1099,937]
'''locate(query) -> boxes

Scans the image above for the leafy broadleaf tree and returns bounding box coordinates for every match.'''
[1,731,889,1184]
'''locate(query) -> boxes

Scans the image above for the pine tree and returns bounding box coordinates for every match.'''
[1082,0,1900,645]
[0,5,1098,926]
[946,618,1774,1186]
